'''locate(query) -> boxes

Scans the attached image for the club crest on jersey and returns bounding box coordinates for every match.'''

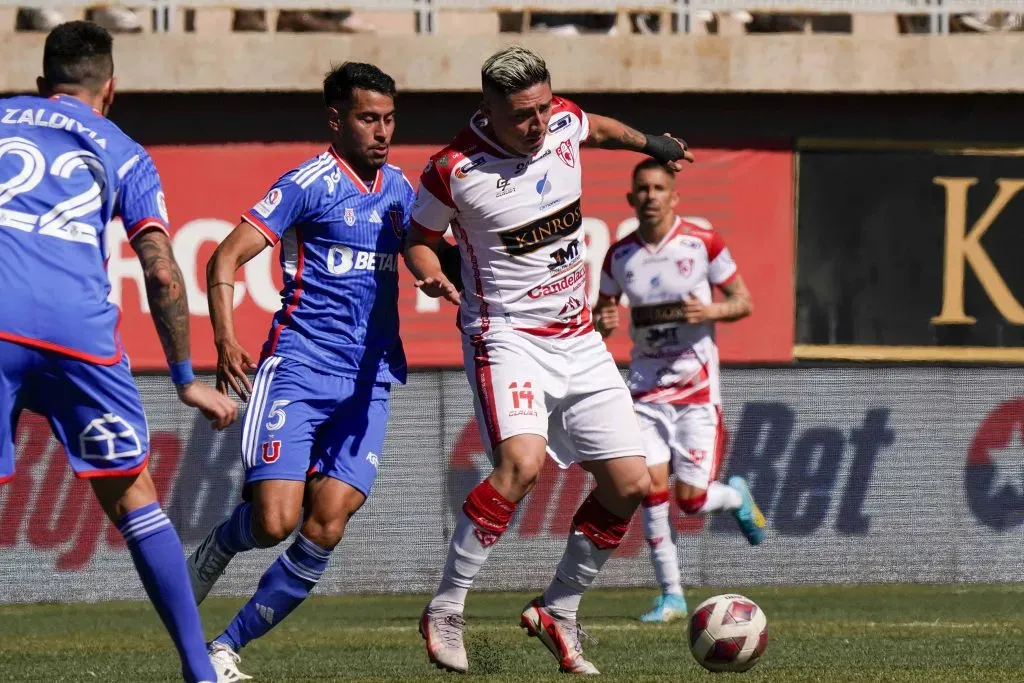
[388,208,404,238]
[556,140,575,168]
[344,207,356,226]
[677,257,694,277]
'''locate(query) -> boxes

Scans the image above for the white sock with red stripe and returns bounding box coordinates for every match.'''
[698,481,743,513]
[641,491,683,596]
[430,479,516,613]
[542,493,631,621]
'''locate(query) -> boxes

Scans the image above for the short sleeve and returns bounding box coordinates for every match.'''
[117,149,170,241]
[410,158,457,235]
[552,96,590,144]
[241,175,311,246]
[706,231,738,286]
[599,247,622,297]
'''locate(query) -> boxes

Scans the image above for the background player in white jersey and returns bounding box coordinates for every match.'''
[0,22,237,682]
[595,159,766,624]
[405,47,693,674]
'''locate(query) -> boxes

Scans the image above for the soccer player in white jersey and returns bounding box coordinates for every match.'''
[595,159,766,624]
[405,47,693,674]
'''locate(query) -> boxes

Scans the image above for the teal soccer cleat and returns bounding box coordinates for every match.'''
[729,475,766,545]
[639,592,688,623]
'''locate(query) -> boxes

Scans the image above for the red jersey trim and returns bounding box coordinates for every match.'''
[126,218,169,241]
[470,335,502,447]
[242,212,280,246]
[715,270,739,288]
[552,96,589,142]
[0,330,123,366]
[76,456,149,480]
[680,218,727,260]
[329,146,383,194]
[419,166,457,210]
[516,312,594,340]
[0,473,14,485]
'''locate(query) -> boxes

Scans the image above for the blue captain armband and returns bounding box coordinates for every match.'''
[170,359,195,386]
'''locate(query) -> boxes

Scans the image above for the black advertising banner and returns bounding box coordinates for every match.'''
[796,146,1024,362]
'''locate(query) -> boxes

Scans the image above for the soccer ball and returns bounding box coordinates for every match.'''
[688,593,768,673]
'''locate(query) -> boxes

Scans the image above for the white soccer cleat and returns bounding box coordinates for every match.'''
[419,606,469,673]
[188,522,234,604]
[209,641,252,681]
[520,598,600,674]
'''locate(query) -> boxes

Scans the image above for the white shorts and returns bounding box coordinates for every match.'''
[634,402,724,488]
[463,328,644,468]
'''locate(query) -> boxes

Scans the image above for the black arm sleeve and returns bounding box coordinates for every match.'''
[642,133,688,164]
[439,241,464,292]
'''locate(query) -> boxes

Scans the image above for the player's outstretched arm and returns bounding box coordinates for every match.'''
[404,224,461,306]
[132,230,237,429]
[585,114,694,172]
[206,221,269,400]
[593,294,621,338]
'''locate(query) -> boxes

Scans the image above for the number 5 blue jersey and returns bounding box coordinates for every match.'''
[0,95,169,365]
[241,147,414,385]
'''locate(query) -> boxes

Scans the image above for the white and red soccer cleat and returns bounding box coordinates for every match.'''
[520,598,600,674]
[419,606,469,673]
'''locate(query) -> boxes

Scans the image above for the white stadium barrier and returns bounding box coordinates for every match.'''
[3,367,1023,603]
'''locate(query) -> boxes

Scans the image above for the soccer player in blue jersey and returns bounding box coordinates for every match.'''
[0,22,237,683]
[187,62,415,680]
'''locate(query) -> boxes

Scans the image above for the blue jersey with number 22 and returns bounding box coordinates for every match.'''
[0,94,169,365]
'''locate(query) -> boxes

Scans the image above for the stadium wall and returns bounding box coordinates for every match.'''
[4,34,1024,94]
[2,367,1022,603]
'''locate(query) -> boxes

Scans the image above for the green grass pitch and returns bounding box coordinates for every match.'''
[2,585,1023,681]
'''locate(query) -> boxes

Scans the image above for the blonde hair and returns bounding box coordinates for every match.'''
[481,46,550,95]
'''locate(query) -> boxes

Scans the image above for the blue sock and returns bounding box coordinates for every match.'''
[119,503,217,683]
[216,502,261,554]
[216,533,331,652]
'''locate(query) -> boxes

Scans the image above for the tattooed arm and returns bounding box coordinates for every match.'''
[585,114,694,170]
[131,229,237,429]
[133,230,192,363]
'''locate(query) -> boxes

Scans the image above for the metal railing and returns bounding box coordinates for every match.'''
[3,0,1023,34]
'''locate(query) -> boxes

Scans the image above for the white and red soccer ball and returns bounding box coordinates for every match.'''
[688,594,768,673]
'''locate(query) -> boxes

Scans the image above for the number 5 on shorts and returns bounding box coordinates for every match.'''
[265,400,289,431]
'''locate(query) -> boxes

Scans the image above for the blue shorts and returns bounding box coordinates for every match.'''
[0,339,149,483]
[240,355,390,498]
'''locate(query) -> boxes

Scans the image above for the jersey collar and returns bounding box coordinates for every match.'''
[328,145,383,194]
[468,111,521,160]
[49,94,102,117]
[634,216,682,254]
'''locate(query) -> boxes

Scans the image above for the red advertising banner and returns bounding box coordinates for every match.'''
[109,144,792,369]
